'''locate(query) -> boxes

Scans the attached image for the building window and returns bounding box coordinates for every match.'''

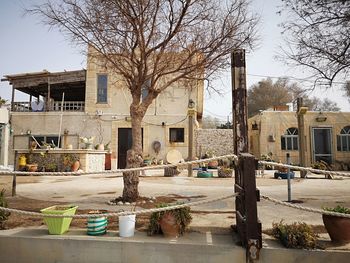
[169,128,184,143]
[29,135,61,148]
[337,126,350,152]
[281,127,298,150]
[97,74,108,103]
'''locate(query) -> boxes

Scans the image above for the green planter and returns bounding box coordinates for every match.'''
[41,205,78,235]
[197,171,213,178]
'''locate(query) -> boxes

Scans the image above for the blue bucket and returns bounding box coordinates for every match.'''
[87,211,108,236]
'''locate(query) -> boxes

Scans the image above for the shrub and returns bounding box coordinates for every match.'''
[0,189,10,229]
[272,221,318,249]
[323,205,350,214]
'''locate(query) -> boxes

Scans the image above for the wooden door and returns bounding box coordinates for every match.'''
[118,128,143,169]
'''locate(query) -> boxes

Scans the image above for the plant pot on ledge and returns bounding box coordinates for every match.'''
[322,205,350,243]
[41,205,78,235]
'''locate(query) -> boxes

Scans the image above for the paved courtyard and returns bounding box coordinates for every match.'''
[12,169,350,231]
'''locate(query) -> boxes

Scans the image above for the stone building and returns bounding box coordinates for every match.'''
[2,48,203,169]
[248,109,350,170]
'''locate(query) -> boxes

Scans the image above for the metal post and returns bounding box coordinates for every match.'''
[287,153,291,202]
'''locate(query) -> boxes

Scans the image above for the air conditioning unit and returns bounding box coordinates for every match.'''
[96,110,103,116]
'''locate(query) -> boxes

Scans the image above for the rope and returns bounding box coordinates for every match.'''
[259,161,350,178]
[0,193,237,218]
[0,154,238,176]
[261,195,350,218]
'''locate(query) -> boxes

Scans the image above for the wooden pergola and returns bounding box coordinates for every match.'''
[1,70,86,111]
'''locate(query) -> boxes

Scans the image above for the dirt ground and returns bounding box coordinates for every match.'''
[0,175,203,231]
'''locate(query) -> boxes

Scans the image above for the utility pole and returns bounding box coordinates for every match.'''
[297,98,307,178]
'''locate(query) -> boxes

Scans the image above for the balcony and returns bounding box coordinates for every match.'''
[12,101,85,112]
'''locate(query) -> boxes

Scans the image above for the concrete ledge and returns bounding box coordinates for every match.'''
[0,228,349,263]
[0,228,245,263]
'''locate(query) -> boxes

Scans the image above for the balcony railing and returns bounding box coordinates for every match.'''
[12,101,85,112]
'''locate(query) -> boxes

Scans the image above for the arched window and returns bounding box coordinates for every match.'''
[337,126,350,152]
[281,127,298,150]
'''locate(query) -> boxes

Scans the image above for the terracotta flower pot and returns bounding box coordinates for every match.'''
[323,214,350,243]
[159,213,180,238]
[71,160,80,172]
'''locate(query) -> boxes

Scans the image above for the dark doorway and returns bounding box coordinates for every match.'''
[312,127,332,164]
[117,128,143,169]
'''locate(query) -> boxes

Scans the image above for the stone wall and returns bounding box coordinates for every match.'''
[195,129,233,157]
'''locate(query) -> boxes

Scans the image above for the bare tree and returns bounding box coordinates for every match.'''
[280,0,350,87]
[29,0,258,201]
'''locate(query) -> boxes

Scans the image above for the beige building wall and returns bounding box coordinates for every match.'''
[85,48,202,169]
[248,111,350,169]
[0,108,10,166]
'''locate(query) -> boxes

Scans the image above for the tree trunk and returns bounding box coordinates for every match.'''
[122,108,144,202]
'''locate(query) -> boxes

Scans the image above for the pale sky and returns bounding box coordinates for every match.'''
[0,0,349,121]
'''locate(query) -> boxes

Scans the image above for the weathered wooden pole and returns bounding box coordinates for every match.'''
[12,150,17,196]
[187,99,196,177]
[297,98,307,178]
[231,50,248,154]
[232,50,261,262]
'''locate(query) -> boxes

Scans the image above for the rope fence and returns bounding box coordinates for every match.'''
[0,154,238,176]
[0,193,237,218]
[259,161,350,178]
[261,195,350,218]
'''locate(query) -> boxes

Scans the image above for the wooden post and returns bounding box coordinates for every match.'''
[12,151,17,196]
[297,98,307,178]
[231,50,248,154]
[232,50,261,262]
[187,104,195,177]
[11,86,15,111]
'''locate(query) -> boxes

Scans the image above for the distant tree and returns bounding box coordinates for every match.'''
[30,0,259,201]
[248,78,295,117]
[344,82,350,102]
[248,78,340,117]
[217,121,233,129]
[201,116,223,129]
[280,0,350,86]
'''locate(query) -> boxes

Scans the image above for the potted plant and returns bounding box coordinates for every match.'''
[80,136,95,149]
[25,152,38,172]
[148,204,192,238]
[204,150,218,169]
[322,205,350,243]
[63,154,80,172]
[44,162,57,172]
[218,158,233,178]
[41,205,78,234]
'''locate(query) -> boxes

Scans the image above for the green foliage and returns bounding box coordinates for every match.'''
[272,221,318,249]
[260,153,274,170]
[323,205,350,214]
[312,160,332,171]
[0,189,10,229]
[148,203,192,236]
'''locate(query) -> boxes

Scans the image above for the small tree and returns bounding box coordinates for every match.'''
[30,0,259,201]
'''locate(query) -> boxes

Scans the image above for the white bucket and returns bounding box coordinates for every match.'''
[119,215,136,237]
